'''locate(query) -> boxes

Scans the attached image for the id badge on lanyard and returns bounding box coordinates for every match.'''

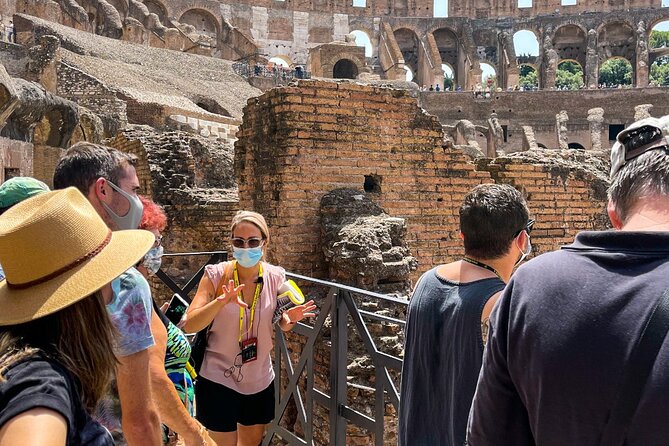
[235,262,263,364]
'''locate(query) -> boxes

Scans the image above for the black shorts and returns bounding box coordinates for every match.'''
[195,376,275,432]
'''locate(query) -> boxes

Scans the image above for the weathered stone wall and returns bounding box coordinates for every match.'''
[236,80,610,282]
[108,126,239,302]
[31,143,63,187]
[420,88,669,151]
[0,136,32,182]
[0,42,28,77]
[56,61,127,137]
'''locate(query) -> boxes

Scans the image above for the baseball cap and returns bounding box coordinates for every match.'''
[0,177,50,209]
[610,115,669,178]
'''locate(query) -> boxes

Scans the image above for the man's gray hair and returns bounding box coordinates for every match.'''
[608,148,669,223]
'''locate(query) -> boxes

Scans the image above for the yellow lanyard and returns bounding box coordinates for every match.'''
[234,262,263,344]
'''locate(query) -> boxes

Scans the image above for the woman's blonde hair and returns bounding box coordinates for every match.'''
[0,291,117,412]
[230,210,270,249]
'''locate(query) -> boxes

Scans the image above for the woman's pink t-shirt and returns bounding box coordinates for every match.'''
[199,261,284,395]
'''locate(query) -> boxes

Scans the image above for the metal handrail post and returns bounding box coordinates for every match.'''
[329,287,349,445]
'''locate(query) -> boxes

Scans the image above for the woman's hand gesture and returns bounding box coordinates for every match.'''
[284,300,317,324]
[215,280,247,308]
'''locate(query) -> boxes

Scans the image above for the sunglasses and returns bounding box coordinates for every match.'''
[231,237,265,249]
[514,219,535,237]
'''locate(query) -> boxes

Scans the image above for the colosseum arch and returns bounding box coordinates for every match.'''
[553,24,587,68]
[143,0,168,24]
[394,28,421,83]
[598,21,636,61]
[333,59,360,79]
[432,27,460,86]
[107,0,128,19]
[179,8,219,38]
[350,30,374,57]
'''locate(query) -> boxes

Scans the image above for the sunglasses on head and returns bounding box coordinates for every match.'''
[620,125,663,154]
[514,219,535,237]
[231,237,265,249]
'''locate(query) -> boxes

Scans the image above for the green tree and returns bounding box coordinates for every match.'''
[519,66,538,88]
[444,75,454,90]
[650,56,669,86]
[599,58,632,86]
[556,61,584,90]
[650,29,669,49]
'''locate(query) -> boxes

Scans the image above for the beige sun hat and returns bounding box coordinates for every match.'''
[0,187,154,325]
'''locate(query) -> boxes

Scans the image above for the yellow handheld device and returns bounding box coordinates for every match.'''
[273,280,306,324]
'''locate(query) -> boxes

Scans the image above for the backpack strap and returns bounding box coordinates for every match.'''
[598,289,669,445]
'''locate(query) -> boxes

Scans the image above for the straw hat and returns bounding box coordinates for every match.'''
[0,187,154,325]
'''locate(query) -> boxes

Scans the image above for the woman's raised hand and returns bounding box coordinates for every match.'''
[215,279,247,308]
[284,300,317,323]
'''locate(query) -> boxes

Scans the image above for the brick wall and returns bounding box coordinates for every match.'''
[236,80,609,282]
[108,127,239,303]
[56,61,127,137]
[0,136,32,182]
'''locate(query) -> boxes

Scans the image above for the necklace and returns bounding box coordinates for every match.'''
[462,257,502,279]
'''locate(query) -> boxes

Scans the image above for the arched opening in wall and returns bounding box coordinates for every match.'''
[537,142,548,149]
[394,28,420,84]
[333,59,359,79]
[179,9,218,38]
[433,28,458,87]
[350,30,373,58]
[513,30,539,58]
[554,25,587,68]
[598,57,633,87]
[442,63,454,90]
[404,66,414,82]
[649,20,669,85]
[519,64,539,90]
[480,62,497,89]
[144,0,168,24]
[433,0,448,17]
[568,142,586,150]
[269,56,292,68]
[598,22,635,63]
[556,60,584,90]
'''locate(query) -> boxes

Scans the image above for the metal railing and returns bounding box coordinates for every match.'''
[155,252,406,446]
[232,62,311,82]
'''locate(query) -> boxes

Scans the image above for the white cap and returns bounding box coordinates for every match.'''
[610,115,669,178]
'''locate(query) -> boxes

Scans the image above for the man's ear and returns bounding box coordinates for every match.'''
[92,177,110,203]
[607,200,623,229]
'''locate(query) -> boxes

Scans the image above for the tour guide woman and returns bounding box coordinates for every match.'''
[184,211,316,446]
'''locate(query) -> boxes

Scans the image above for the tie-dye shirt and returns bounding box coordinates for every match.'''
[95,267,155,444]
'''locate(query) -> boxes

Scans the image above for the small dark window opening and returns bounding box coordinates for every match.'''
[502,125,508,142]
[364,175,381,193]
[4,168,20,181]
[609,124,625,141]
[568,142,586,150]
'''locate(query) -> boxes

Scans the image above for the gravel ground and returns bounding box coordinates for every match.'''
[19,14,261,119]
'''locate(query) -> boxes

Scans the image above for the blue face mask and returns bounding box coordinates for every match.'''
[233,246,263,268]
[142,245,164,275]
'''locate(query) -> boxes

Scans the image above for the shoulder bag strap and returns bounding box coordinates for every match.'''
[598,289,669,446]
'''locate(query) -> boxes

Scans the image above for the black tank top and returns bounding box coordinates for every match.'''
[398,267,505,446]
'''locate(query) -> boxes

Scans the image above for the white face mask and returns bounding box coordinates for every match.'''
[514,234,532,268]
[101,180,143,230]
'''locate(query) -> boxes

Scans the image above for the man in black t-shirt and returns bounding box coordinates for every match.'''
[468,116,669,445]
